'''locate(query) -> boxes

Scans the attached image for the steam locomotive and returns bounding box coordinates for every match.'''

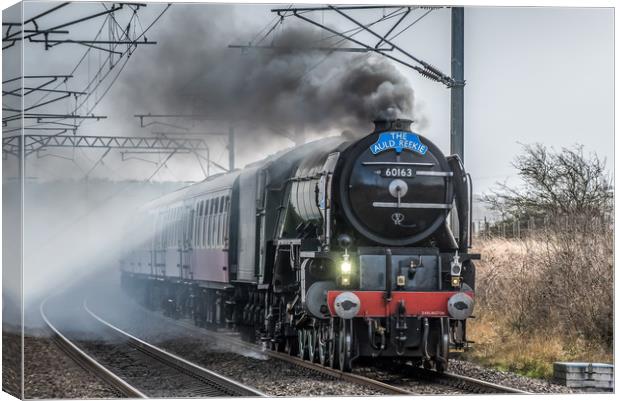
[120,118,477,372]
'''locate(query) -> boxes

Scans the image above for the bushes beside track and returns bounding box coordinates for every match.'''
[464,218,613,378]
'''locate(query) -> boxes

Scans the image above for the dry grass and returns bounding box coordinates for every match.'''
[465,223,613,378]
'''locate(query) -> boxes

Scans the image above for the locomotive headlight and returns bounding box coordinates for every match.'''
[340,251,352,287]
[340,250,352,274]
[341,260,352,274]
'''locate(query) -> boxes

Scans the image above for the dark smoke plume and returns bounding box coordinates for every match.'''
[118,5,415,137]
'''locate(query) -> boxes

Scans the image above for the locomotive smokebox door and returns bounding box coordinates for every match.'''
[338,119,454,246]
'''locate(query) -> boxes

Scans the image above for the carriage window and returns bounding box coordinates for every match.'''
[218,196,224,246]
[173,208,177,247]
[214,197,220,247]
[223,196,230,246]
[195,205,199,248]
[214,197,221,247]
[198,203,202,248]
[168,209,174,247]
[191,208,196,247]
[156,212,162,248]
[206,198,212,248]
[209,199,214,248]
[166,210,171,247]
[204,199,211,248]
[178,207,182,245]
[172,208,179,246]
[176,207,180,245]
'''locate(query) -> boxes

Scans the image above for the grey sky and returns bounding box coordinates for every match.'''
[4,2,614,195]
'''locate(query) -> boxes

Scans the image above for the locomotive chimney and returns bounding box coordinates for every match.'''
[373,118,413,133]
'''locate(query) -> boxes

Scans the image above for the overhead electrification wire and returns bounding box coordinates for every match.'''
[295,9,410,83]
[37,3,171,131]
[8,7,122,131]
[310,7,408,46]
[74,3,171,119]
[387,8,434,41]
[23,12,109,111]
[251,6,292,46]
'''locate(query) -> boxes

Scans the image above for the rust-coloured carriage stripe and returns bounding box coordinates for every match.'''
[326,290,474,317]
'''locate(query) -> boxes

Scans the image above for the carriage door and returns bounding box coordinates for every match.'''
[183,206,194,280]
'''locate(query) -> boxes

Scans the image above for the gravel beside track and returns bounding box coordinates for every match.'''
[2,331,22,398]
[448,359,573,394]
[25,334,125,399]
[1,330,121,399]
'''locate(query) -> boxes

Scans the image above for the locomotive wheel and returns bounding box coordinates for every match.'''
[285,333,297,356]
[275,336,286,352]
[435,318,449,373]
[328,319,339,369]
[307,328,317,363]
[436,359,447,373]
[318,326,328,366]
[338,319,353,372]
[297,329,307,360]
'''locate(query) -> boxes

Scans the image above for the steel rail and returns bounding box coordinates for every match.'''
[83,301,266,397]
[436,370,531,394]
[39,299,147,398]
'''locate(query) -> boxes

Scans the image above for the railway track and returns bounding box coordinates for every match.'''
[40,299,146,398]
[421,369,530,394]
[119,303,528,395]
[365,363,530,394]
[40,297,264,398]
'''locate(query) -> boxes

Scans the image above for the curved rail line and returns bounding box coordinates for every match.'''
[41,296,265,398]
[82,301,266,398]
[40,299,146,398]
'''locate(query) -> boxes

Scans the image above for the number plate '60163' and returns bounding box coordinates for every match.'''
[381,167,415,178]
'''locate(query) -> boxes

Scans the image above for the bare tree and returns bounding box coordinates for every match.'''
[483,144,612,219]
